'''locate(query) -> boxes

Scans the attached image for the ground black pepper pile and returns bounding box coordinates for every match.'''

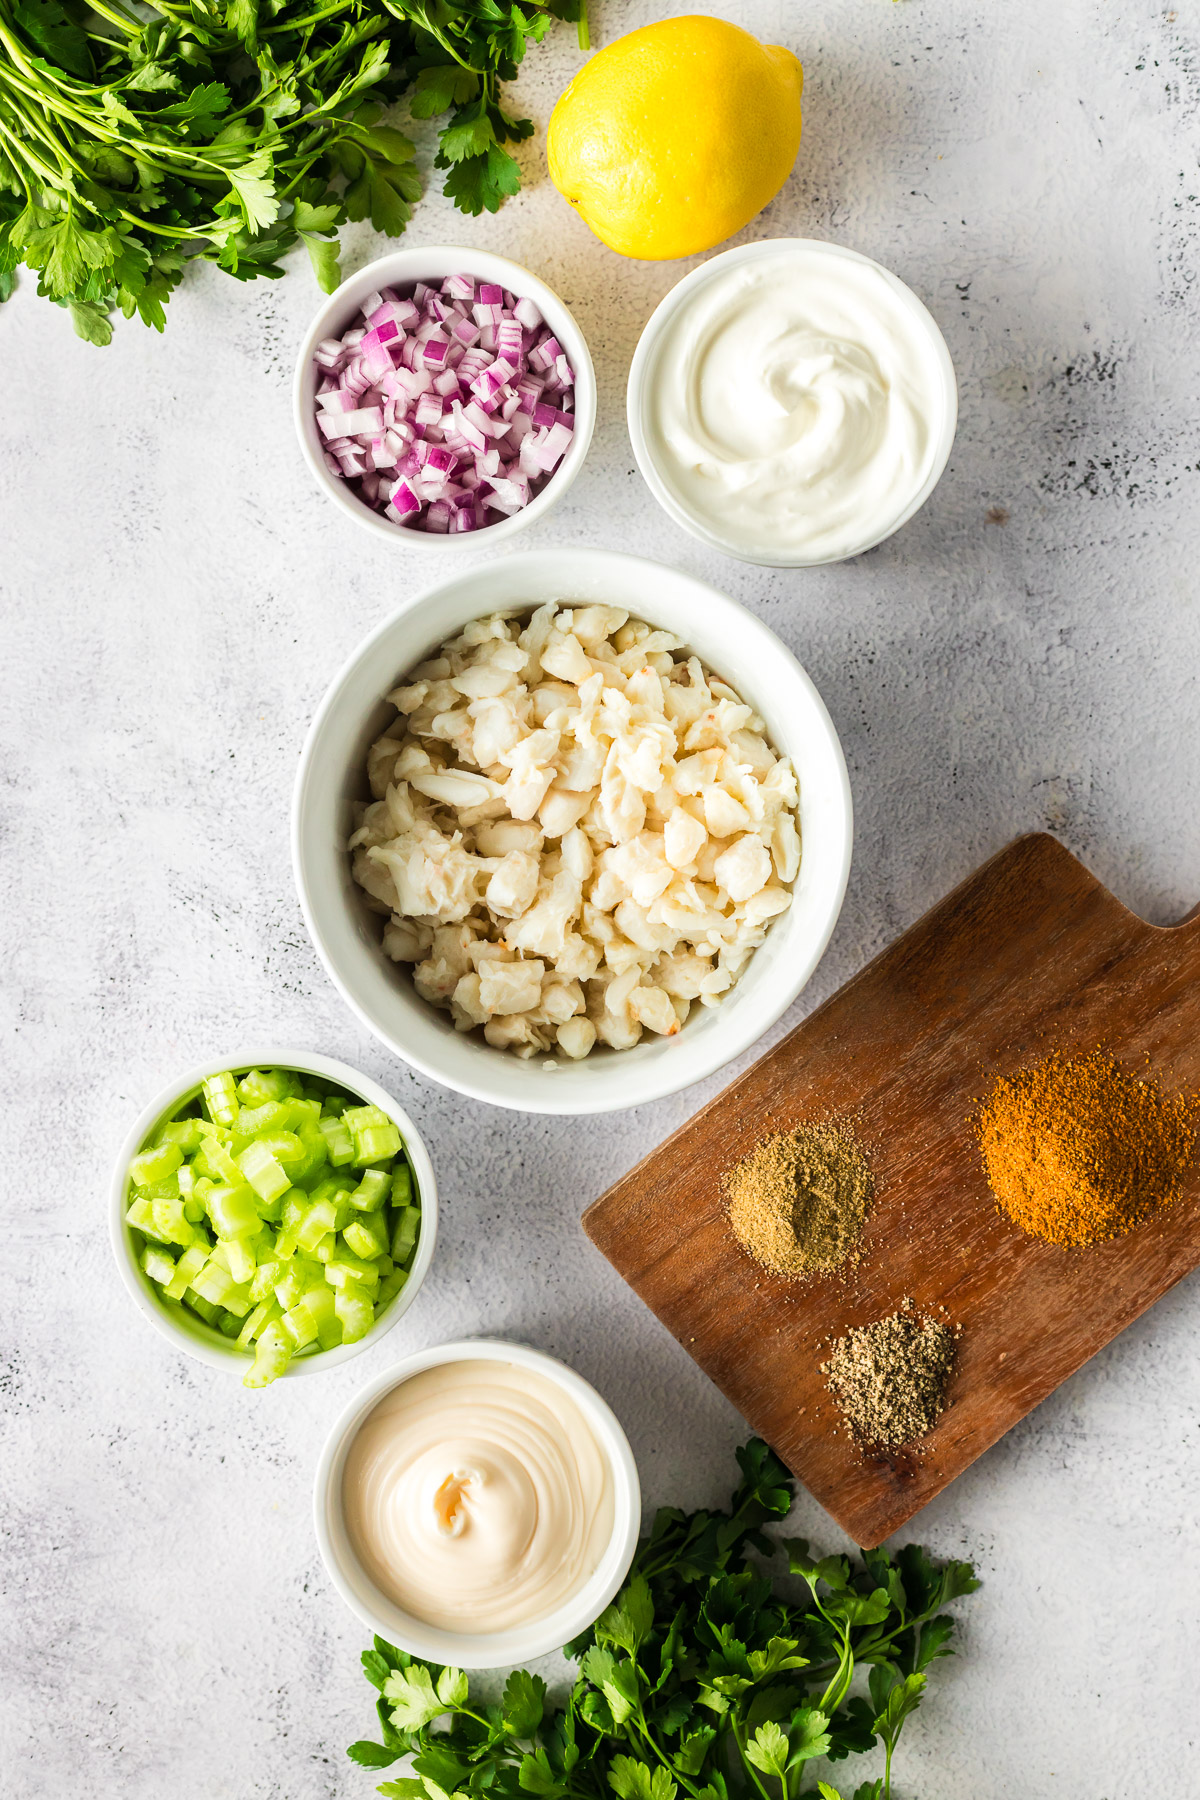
[823,1299,957,1449]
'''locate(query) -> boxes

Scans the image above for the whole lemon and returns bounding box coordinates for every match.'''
[547,15,803,262]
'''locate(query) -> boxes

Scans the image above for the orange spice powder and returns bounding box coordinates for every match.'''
[975,1049,1196,1249]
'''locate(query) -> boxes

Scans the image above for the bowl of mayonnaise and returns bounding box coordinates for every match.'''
[314,1338,641,1666]
[627,238,957,568]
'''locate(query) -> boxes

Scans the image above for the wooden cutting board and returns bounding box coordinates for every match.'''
[583,833,1200,1546]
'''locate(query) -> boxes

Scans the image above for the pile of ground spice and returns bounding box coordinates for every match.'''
[975,1049,1196,1249]
[724,1121,873,1279]
[823,1300,957,1450]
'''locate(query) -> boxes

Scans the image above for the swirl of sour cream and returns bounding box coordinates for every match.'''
[643,245,951,562]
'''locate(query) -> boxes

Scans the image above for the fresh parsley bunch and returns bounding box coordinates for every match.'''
[348,1441,979,1800]
[0,0,588,342]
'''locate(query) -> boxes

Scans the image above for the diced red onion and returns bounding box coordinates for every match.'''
[312,272,576,532]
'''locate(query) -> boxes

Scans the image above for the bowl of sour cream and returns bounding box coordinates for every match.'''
[314,1338,641,1666]
[628,238,957,567]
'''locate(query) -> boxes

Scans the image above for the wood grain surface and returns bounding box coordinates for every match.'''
[583,833,1200,1547]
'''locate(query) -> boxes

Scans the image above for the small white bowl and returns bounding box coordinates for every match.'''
[314,1337,641,1667]
[293,247,597,550]
[627,238,958,568]
[292,547,852,1115]
[110,1049,438,1378]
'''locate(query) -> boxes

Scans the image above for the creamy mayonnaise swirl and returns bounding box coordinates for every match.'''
[341,1360,614,1633]
[643,245,951,561]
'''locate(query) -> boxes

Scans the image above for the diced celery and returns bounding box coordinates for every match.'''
[326,1250,381,1292]
[286,1122,329,1184]
[160,1117,205,1153]
[391,1206,420,1265]
[191,1259,237,1306]
[126,1196,168,1241]
[344,1104,402,1166]
[313,1233,336,1263]
[184,1290,221,1325]
[198,1135,243,1187]
[244,1319,293,1387]
[237,1068,301,1106]
[320,1092,348,1117]
[248,1259,283,1303]
[177,1163,196,1198]
[206,1183,261,1238]
[232,1099,295,1141]
[296,1198,338,1256]
[344,1214,388,1261]
[225,1236,257,1285]
[217,1310,242,1338]
[273,1266,307,1312]
[255,1129,304,1165]
[308,1283,340,1351]
[164,1241,209,1301]
[390,1163,413,1208]
[203,1070,240,1126]
[151,1196,195,1248]
[237,1297,281,1348]
[376,1266,409,1309]
[130,1140,183,1187]
[221,1283,254,1319]
[351,1168,390,1212]
[318,1114,355,1166]
[334,1282,375,1344]
[237,1139,291,1204]
[281,1296,320,1349]
[183,1198,205,1223]
[141,1243,176,1286]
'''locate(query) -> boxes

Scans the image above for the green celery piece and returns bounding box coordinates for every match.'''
[225,1236,257,1284]
[183,1198,206,1223]
[126,1197,169,1241]
[237,1139,291,1203]
[285,1122,329,1185]
[160,1117,206,1153]
[320,1092,348,1117]
[164,1241,209,1301]
[351,1168,390,1212]
[307,1283,340,1351]
[318,1114,355,1166]
[281,1296,319,1349]
[255,1130,304,1165]
[237,1068,301,1106]
[177,1164,196,1199]
[237,1296,281,1348]
[207,1183,261,1239]
[273,1266,307,1312]
[390,1163,414,1207]
[217,1310,242,1338]
[248,1259,283,1303]
[344,1104,402,1167]
[377,1266,409,1309]
[334,1281,375,1344]
[221,1283,254,1319]
[184,1291,221,1325]
[296,1198,338,1256]
[391,1206,420,1264]
[191,1258,238,1306]
[256,1190,286,1226]
[313,1233,336,1262]
[141,1243,176,1286]
[202,1135,245,1187]
[203,1070,240,1126]
[344,1214,388,1261]
[151,1196,196,1248]
[326,1249,381,1292]
[244,1319,293,1387]
[130,1140,183,1187]
[232,1099,295,1141]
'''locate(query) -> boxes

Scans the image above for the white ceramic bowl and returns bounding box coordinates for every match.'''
[314,1337,641,1666]
[292,547,852,1115]
[110,1049,438,1377]
[293,247,596,550]
[627,238,958,568]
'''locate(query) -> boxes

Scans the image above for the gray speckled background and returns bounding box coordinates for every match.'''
[4,2,1200,1794]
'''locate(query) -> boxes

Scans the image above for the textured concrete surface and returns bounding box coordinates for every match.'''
[3,2,1200,1795]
